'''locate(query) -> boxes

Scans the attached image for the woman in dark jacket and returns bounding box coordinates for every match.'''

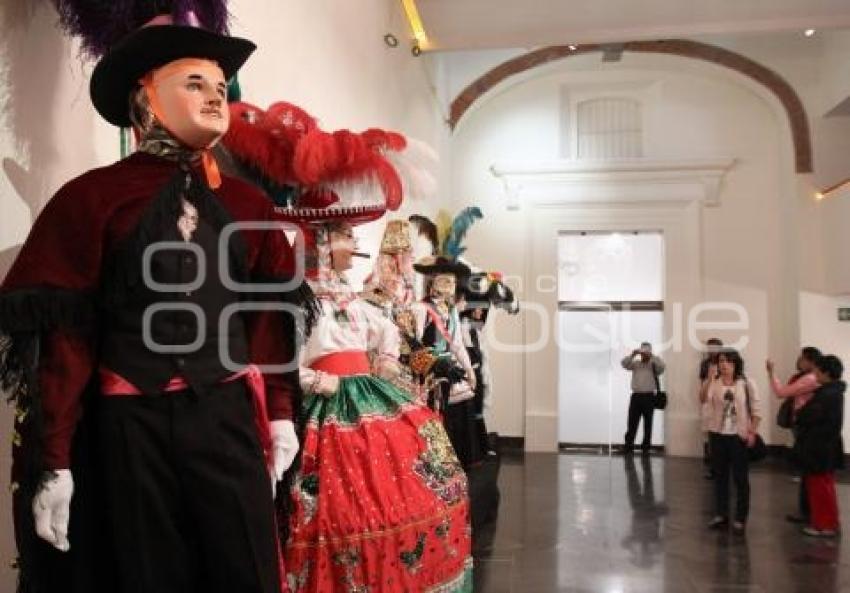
[793,355,846,537]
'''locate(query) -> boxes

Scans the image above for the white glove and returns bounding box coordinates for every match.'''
[270,420,299,496]
[466,368,477,391]
[32,469,73,552]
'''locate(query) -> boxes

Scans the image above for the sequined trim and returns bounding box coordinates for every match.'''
[287,503,466,549]
[413,420,467,505]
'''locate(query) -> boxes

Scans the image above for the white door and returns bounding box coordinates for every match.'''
[557,232,665,448]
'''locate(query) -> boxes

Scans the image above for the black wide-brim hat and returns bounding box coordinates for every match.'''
[91,25,256,127]
[413,256,472,277]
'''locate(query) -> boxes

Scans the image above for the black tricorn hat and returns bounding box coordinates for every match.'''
[90,25,256,127]
[413,256,472,278]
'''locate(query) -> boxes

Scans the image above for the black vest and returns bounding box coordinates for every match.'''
[100,216,249,395]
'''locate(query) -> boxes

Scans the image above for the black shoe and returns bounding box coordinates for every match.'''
[622,446,634,456]
[708,516,728,530]
[786,514,809,524]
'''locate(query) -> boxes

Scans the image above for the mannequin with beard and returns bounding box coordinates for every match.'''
[361,219,433,402]
[0,13,308,593]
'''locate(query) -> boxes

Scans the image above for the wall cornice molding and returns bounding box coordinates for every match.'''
[491,158,736,209]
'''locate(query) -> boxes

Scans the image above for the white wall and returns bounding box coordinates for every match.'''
[447,52,805,454]
[0,1,444,588]
[696,31,850,216]
[818,185,850,296]
[817,29,850,116]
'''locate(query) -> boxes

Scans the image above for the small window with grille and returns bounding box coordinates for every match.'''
[576,97,643,159]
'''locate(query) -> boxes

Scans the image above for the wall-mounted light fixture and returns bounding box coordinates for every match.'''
[815,177,850,201]
[804,28,816,37]
[400,0,429,56]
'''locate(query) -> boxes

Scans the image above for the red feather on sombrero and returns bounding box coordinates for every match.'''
[221,99,420,225]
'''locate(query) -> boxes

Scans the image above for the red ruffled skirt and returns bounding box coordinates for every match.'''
[285,371,473,593]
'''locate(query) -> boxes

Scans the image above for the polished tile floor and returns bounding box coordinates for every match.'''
[473,453,849,593]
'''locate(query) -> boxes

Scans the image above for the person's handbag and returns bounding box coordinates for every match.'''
[652,365,668,410]
[747,433,768,462]
[744,380,768,462]
[776,397,794,429]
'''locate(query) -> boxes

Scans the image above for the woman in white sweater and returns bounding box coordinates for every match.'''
[699,349,762,534]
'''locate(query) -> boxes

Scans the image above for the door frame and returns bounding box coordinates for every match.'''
[522,202,703,455]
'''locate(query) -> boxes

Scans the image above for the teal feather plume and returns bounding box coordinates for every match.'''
[442,207,483,259]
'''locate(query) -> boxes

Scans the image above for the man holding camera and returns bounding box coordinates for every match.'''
[622,342,666,455]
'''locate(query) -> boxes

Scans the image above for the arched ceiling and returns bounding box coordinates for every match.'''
[448,40,813,173]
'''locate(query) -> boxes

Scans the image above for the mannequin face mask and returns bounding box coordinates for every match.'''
[430,274,456,304]
[141,58,229,149]
[329,224,357,272]
[377,256,401,292]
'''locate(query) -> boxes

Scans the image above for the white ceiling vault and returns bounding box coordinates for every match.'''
[416,0,850,50]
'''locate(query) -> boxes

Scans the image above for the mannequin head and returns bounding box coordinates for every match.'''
[135,58,229,148]
[430,273,457,304]
[328,223,357,273]
[375,255,403,294]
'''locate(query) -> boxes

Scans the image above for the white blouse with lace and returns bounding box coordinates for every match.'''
[298,296,401,390]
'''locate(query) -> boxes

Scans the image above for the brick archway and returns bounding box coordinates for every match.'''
[449,39,812,173]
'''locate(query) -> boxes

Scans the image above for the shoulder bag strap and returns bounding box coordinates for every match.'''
[651,362,662,394]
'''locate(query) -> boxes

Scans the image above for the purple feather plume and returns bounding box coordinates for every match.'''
[50,0,231,59]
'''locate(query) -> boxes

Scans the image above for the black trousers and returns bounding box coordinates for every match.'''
[624,392,655,451]
[444,397,481,468]
[97,380,280,593]
[472,368,492,455]
[710,432,750,522]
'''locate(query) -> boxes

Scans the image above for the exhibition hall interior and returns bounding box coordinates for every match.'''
[1,1,850,592]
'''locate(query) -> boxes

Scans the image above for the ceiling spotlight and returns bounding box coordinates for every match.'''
[384,33,399,48]
[804,29,816,37]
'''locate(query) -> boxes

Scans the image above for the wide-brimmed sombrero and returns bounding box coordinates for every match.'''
[413,256,472,278]
[91,25,255,127]
[220,101,416,228]
[409,208,483,278]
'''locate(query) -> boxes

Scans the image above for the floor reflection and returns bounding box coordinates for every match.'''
[472,453,848,592]
[622,454,666,569]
